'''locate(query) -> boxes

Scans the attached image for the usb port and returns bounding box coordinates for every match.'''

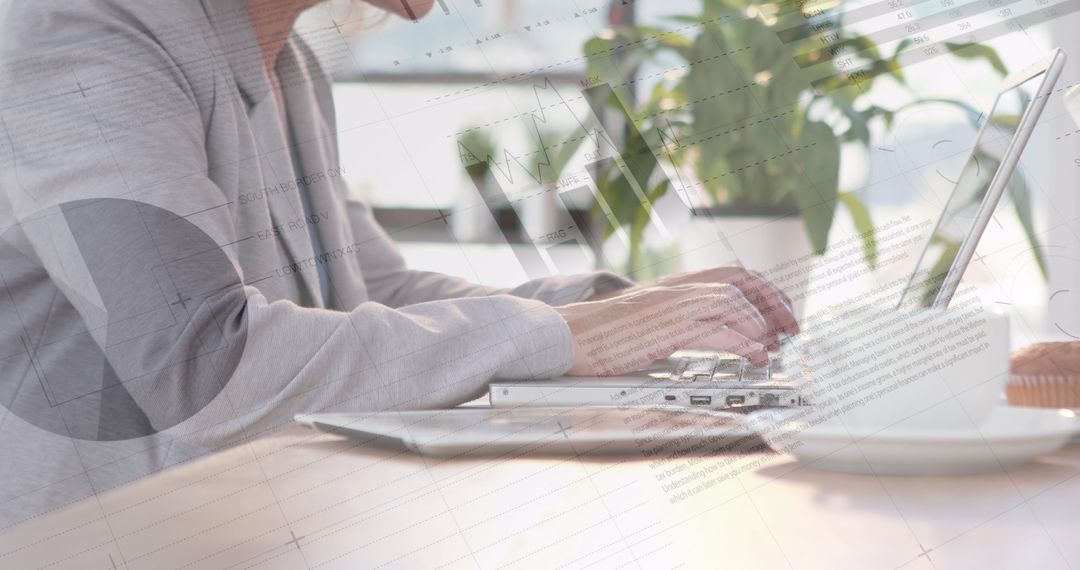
[689,396,712,406]
[725,395,746,406]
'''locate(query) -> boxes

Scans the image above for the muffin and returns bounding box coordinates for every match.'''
[1007,342,1080,408]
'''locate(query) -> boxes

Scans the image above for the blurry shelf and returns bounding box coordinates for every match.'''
[373,206,595,243]
[333,70,584,85]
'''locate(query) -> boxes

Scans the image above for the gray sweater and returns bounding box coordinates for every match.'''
[0,0,631,526]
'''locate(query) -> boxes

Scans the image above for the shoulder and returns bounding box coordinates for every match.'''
[0,0,205,55]
[0,0,210,84]
[0,0,217,188]
[0,0,216,115]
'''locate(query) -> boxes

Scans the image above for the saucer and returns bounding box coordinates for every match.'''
[756,406,1080,476]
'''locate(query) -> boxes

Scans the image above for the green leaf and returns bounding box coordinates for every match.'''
[457,129,496,170]
[793,120,840,254]
[922,237,962,307]
[885,56,906,83]
[991,113,1021,130]
[685,27,748,201]
[635,25,694,57]
[839,192,878,268]
[538,126,592,180]
[583,36,614,63]
[666,15,706,24]
[861,105,896,129]
[583,36,615,83]
[834,97,871,145]
[892,38,913,59]
[944,42,1009,76]
[1007,172,1048,279]
[844,34,884,64]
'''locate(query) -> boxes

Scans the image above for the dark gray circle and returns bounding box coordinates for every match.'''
[0,198,247,441]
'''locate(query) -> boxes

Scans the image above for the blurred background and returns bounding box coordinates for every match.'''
[296,0,1080,345]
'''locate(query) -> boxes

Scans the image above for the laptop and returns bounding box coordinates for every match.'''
[488,48,1067,411]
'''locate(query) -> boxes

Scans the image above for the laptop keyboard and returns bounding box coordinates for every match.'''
[662,352,770,382]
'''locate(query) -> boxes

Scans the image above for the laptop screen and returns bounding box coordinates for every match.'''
[898,70,1047,309]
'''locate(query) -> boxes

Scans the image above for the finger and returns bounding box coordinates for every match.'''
[730,270,799,330]
[695,291,769,346]
[684,327,768,366]
[744,269,793,308]
[667,268,797,337]
[595,307,767,374]
[655,306,768,364]
[723,269,800,336]
[609,306,744,373]
[629,325,769,371]
[718,286,783,350]
[671,286,769,345]
[717,287,771,345]
[600,336,683,376]
[365,0,437,20]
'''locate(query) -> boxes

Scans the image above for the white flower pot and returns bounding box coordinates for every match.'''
[678,213,816,319]
[452,174,502,243]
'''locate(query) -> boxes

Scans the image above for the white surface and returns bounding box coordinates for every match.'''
[761,406,1080,475]
[3,422,1080,569]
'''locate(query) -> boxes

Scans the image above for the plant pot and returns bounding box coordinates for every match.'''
[678,208,816,319]
[452,174,502,242]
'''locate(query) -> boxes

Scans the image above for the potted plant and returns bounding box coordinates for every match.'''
[453,129,501,242]
[570,0,1042,303]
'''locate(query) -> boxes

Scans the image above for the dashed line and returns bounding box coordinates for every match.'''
[427,17,739,103]
[687,110,797,147]
[448,46,753,139]
[1055,128,1080,141]
[692,142,819,188]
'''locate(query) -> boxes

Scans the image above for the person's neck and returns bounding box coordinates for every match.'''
[246,0,320,74]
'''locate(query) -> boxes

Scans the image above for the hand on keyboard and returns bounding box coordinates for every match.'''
[558,282,789,376]
[588,267,799,350]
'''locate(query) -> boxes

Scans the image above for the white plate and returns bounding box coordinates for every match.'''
[757,406,1080,476]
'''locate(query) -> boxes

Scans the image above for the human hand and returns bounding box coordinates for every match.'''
[361,0,436,20]
[588,267,798,350]
[557,283,776,376]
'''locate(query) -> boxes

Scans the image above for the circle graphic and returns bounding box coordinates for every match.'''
[0,199,248,441]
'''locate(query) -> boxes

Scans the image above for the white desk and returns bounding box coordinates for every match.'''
[2,424,1078,570]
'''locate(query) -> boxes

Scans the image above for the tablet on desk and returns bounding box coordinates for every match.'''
[295,407,780,457]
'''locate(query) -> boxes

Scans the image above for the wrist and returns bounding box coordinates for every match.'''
[552,305,581,376]
[584,272,636,301]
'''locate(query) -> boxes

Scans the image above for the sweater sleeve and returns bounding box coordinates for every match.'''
[345,199,636,308]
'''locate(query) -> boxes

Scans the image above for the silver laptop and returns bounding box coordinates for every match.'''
[490,48,1066,411]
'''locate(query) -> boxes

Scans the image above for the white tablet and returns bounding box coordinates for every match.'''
[296,407,772,457]
[899,48,1067,308]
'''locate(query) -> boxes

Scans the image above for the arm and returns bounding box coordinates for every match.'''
[346,198,635,308]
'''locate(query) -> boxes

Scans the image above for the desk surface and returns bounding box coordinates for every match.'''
[2,424,1078,570]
